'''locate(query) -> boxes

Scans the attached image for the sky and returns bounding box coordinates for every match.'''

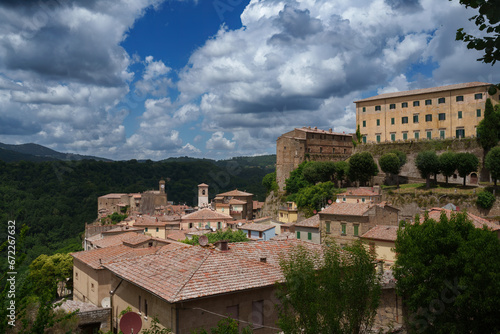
[0,0,498,161]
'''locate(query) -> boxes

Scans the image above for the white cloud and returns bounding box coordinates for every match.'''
[135,56,173,96]
[206,131,236,150]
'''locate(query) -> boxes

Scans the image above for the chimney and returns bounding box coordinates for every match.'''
[329,128,332,133]
[216,240,229,251]
[314,126,317,130]
[260,257,267,263]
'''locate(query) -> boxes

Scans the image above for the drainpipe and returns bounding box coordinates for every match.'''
[110,279,124,332]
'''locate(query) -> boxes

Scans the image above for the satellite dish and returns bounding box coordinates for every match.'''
[119,312,142,334]
[237,222,242,226]
[199,235,208,246]
[211,227,216,232]
[101,297,110,308]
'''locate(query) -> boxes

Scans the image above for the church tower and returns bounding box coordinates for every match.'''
[159,180,166,194]
[198,183,209,208]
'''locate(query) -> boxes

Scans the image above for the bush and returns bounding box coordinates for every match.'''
[477,191,496,209]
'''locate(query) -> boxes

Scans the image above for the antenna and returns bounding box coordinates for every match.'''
[199,235,208,246]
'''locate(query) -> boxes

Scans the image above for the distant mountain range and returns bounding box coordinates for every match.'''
[0,142,112,162]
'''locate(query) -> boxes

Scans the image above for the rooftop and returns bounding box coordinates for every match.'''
[238,223,275,232]
[295,214,320,228]
[423,208,500,231]
[354,82,491,103]
[90,232,144,249]
[296,126,353,137]
[103,240,321,303]
[99,193,126,199]
[361,225,399,242]
[338,187,380,197]
[320,202,374,216]
[216,189,253,197]
[182,208,233,220]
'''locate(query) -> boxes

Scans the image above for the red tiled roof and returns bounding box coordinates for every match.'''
[102,226,143,234]
[270,232,296,241]
[217,189,253,197]
[182,208,233,220]
[422,208,500,231]
[228,198,247,205]
[133,217,168,227]
[99,193,126,199]
[361,225,399,241]
[320,202,373,216]
[238,223,275,232]
[338,187,380,197]
[296,127,352,137]
[198,183,209,187]
[354,82,491,103]
[71,244,163,269]
[166,230,188,241]
[295,214,320,228]
[91,232,143,248]
[103,240,321,302]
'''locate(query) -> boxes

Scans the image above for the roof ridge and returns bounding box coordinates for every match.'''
[171,248,211,301]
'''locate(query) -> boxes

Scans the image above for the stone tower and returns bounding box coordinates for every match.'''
[159,179,166,194]
[198,183,209,208]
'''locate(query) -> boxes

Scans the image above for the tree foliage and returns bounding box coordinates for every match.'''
[302,161,337,184]
[455,152,479,186]
[348,152,378,186]
[485,146,500,186]
[262,171,278,194]
[276,241,381,334]
[379,151,406,187]
[394,211,500,333]
[415,150,440,188]
[192,317,252,334]
[29,253,73,298]
[452,0,500,64]
[477,98,499,152]
[477,190,496,209]
[181,229,249,246]
[292,181,338,217]
[285,161,313,195]
[438,151,457,185]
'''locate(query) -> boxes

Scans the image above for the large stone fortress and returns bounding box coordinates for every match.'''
[276,127,353,191]
[355,82,500,143]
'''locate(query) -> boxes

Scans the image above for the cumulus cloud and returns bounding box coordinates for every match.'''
[206,132,236,150]
[135,56,173,97]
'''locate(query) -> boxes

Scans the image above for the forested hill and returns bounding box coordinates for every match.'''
[0,142,112,162]
[0,157,275,273]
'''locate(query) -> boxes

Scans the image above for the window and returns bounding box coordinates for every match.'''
[251,301,264,328]
[144,299,148,317]
[217,222,221,229]
[475,93,483,100]
[376,134,381,143]
[363,120,366,127]
[427,131,432,139]
[259,231,263,238]
[342,197,346,202]
[332,148,335,153]
[391,118,395,125]
[75,272,78,280]
[402,102,408,108]
[91,283,94,289]
[375,105,381,111]
[440,130,445,139]
[403,132,408,140]
[145,227,148,232]
[477,109,481,117]
[362,107,366,112]
[361,198,366,203]
[402,117,408,124]
[389,103,396,109]
[391,133,396,141]
[297,231,301,239]
[376,119,380,126]
[156,227,159,232]
[425,114,432,122]
[341,224,346,235]
[414,132,420,140]
[438,113,446,121]
[413,114,419,123]
[308,232,312,240]
[326,221,331,234]
[456,128,465,138]
[438,97,445,104]
[458,111,462,119]
[413,101,420,107]
[456,95,464,102]
[425,99,432,105]
[353,225,359,236]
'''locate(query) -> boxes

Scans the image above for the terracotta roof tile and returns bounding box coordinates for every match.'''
[91,232,143,248]
[182,208,233,220]
[238,223,275,232]
[228,199,247,205]
[338,187,380,197]
[295,214,320,228]
[166,230,188,241]
[72,244,163,269]
[320,202,373,216]
[216,189,253,197]
[354,82,491,103]
[361,225,398,241]
[423,208,500,231]
[99,193,126,199]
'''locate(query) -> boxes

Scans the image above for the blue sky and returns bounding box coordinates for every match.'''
[0,0,498,160]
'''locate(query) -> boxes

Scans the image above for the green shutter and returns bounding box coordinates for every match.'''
[297,231,301,239]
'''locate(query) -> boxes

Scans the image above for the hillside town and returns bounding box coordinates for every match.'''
[61,82,500,333]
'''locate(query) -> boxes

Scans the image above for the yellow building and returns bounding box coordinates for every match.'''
[278,201,298,223]
[360,225,398,266]
[355,82,499,143]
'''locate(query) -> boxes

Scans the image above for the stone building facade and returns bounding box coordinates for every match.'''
[276,127,353,191]
[355,82,500,144]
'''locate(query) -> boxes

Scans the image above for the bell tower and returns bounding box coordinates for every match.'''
[159,179,166,194]
[198,183,209,208]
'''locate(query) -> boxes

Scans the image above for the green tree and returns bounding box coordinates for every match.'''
[302,161,337,184]
[451,0,500,64]
[182,229,249,246]
[334,161,349,188]
[28,253,73,298]
[438,151,457,185]
[485,146,500,186]
[379,152,403,188]
[262,171,278,194]
[192,317,252,334]
[477,190,496,209]
[276,241,381,334]
[293,181,337,216]
[415,150,440,188]
[394,211,500,333]
[456,152,479,186]
[285,161,313,195]
[348,152,378,186]
[477,98,499,154]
